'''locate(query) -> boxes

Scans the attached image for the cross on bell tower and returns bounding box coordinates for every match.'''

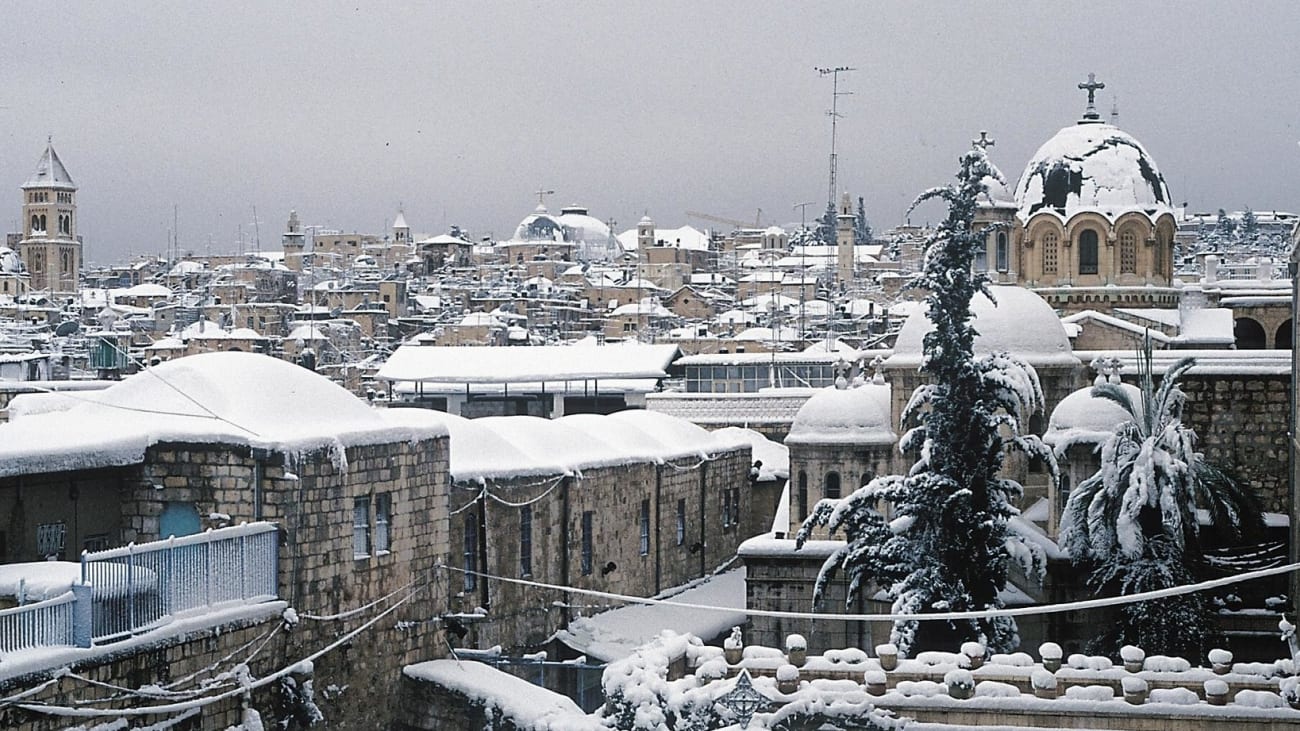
[972,130,995,151]
[1078,73,1105,122]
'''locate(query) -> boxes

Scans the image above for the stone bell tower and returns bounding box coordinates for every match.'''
[19,140,81,293]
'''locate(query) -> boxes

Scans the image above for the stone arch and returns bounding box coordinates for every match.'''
[1234,317,1267,349]
[1276,319,1292,350]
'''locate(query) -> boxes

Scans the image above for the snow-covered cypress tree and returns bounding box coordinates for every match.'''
[817,201,838,246]
[855,196,873,244]
[1059,336,1263,658]
[797,149,1053,654]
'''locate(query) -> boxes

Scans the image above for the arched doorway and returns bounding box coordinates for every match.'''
[1275,319,1292,350]
[1234,318,1266,349]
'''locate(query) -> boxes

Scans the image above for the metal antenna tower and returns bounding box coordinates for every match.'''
[817,66,856,206]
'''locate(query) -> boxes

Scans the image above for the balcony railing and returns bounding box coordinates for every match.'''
[0,522,279,654]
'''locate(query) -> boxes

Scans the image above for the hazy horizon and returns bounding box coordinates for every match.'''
[3,2,1299,266]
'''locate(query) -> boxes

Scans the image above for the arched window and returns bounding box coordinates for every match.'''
[1078,229,1099,275]
[39,214,46,232]
[30,214,39,231]
[1152,235,1164,276]
[1042,232,1059,275]
[973,234,988,272]
[1119,231,1137,274]
[995,232,1009,272]
[825,472,841,500]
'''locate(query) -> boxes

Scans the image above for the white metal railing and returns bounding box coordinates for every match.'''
[0,591,77,653]
[81,522,279,643]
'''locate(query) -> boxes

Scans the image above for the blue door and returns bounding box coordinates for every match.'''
[159,502,202,538]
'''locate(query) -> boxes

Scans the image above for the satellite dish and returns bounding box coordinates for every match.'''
[55,320,80,336]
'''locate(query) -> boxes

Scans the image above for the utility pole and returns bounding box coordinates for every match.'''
[817,66,856,208]
[793,201,815,338]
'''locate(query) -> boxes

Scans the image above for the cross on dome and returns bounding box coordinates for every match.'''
[1078,73,1106,122]
[972,130,995,151]
[534,187,555,209]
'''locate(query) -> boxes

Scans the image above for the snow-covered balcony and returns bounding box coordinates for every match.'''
[0,522,279,675]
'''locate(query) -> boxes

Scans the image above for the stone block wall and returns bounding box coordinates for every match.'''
[445,445,753,656]
[108,435,453,729]
[1,607,284,730]
[1180,374,1289,513]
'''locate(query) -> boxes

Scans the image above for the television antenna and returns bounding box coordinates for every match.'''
[816,66,856,207]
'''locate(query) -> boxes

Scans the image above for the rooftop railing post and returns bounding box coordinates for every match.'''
[204,529,213,607]
[127,542,136,632]
[165,536,175,616]
[239,529,247,600]
[72,582,93,648]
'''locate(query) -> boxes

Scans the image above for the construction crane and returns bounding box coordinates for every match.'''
[685,209,764,229]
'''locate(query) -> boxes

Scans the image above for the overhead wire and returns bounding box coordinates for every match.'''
[436,560,1300,623]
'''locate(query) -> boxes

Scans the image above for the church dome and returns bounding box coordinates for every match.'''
[887,285,1079,367]
[786,382,895,446]
[1013,122,1172,221]
[512,206,565,242]
[1043,382,1142,453]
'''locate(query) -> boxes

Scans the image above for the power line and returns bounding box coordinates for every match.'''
[437,560,1300,624]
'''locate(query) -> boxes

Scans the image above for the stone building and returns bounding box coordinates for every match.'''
[972,78,1180,316]
[0,352,450,728]
[784,376,896,534]
[16,141,82,294]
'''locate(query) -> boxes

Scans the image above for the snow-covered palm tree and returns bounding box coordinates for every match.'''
[1060,336,1262,657]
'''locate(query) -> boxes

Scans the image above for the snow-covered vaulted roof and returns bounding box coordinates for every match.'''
[379,343,679,384]
[887,285,1080,368]
[711,426,788,481]
[1044,382,1142,453]
[22,143,77,190]
[0,247,23,273]
[1014,121,1172,222]
[0,352,446,478]
[475,415,628,474]
[785,382,895,446]
[560,410,747,465]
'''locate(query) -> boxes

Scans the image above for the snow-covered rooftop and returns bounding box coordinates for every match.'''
[378,343,679,384]
[1044,382,1142,453]
[786,382,896,446]
[22,143,77,190]
[0,352,446,478]
[1014,121,1172,222]
[888,286,1079,368]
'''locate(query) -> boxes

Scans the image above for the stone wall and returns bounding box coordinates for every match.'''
[106,435,452,730]
[1,607,284,730]
[1180,373,1289,513]
[446,446,753,655]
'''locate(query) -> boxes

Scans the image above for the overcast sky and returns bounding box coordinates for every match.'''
[3,2,1299,265]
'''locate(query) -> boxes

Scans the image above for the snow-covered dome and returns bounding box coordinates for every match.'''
[1014,121,1172,222]
[512,205,565,242]
[1043,383,1142,453]
[888,286,1078,367]
[0,247,23,273]
[786,382,895,446]
[556,208,612,243]
[977,159,1016,209]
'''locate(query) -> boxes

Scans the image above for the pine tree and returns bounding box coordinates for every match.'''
[1241,207,1259,238]
[855,196,874,244]
[797,150,1053,654]
[1059,337,1263,658]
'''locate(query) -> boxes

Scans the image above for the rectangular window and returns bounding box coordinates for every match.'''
[723,490,733,529]
[353,497,371,558]
[639,499,650,556]
[730,487,741,528]
[676,499,686,546]
[374,494,391,554]
[996,233,1009,272]
[520,505,533,576]
[581,511,594,575]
